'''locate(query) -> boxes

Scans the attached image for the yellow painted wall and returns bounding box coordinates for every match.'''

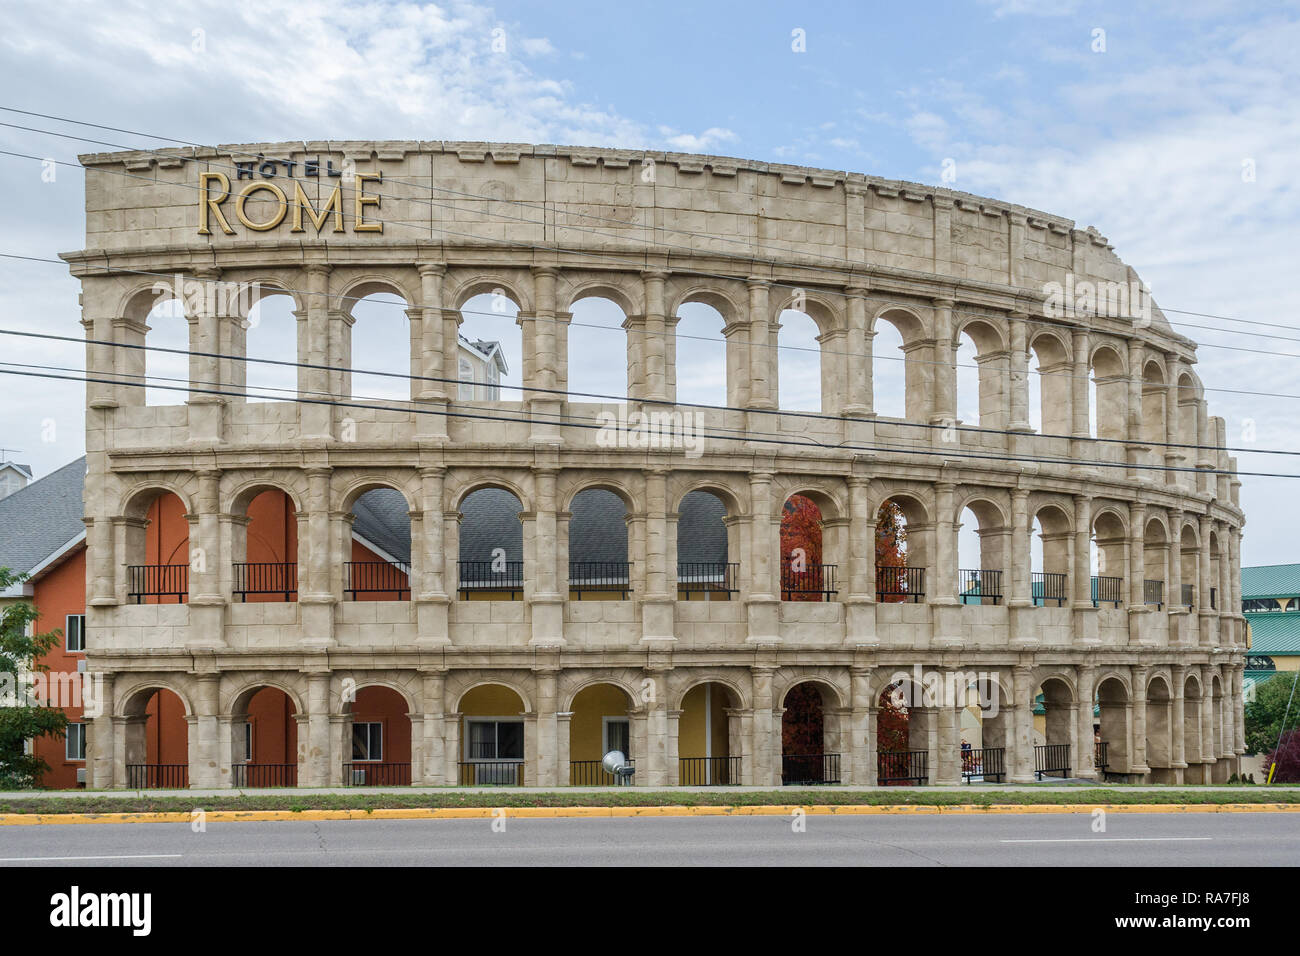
[458,684,525,716]
[569,684,630,761]
[679,684,729,759]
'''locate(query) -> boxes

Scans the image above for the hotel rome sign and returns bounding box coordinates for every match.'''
[197,154,383,235]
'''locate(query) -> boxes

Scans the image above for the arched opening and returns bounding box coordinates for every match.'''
[456,487,524,600]
[961,676,1009,782]
[780,493,836,601]
[1209,530,1222,610]
[346,488,411,601]
[1175,372,1200,489]
[1183,674,1205,783]
[345,289,412,403]
[955,330,980,426]
[1141,360,1167,469]
[459,290,520,400]
[678,682,739,785]
[876,496,926,603]
[873,309,928,421]
[780,682,842,784]
[1034,677,1075,778]
[122,687,189,788]
[568,488,631,599]
[954,319,1007,430]
[1142,517,1169,609]
[1091,510,1127,607]
[1096,676,1130,776]
[231,686,298,787]
[1031,505,1072,606]
[124,490,190,604]
[233,488,298,602]
[876,677,927,785]
[458,684,526,785]
[776,309,821,411]
[1028,332,1072,435]
[568,683,635,785]
[568,296,629,402]
[344,686,412,786]
[1179,525,1198,608]
[957,499,1007,605]
[1211,675,1227,782]
[242,289,298,403]
[674,302,728,407]
[1146,675,1174,783]
[1090,346,1127,441]
[142,295,190,407]
[676,490,735,600]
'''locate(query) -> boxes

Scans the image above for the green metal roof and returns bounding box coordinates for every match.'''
[1244,611,1300,654]
[1242,564,1300,600]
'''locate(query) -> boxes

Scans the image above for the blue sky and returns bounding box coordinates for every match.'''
[0,0,1297,563]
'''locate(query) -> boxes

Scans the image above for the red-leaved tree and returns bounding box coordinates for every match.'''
[1264,729,1300,783]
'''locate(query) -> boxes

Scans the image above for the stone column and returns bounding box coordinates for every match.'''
[187,468,226,650]
[1009,488,1031,606]
[415,264,450,440]
[528,267,564,445]
[641,467,675,644]
[1076,664,1096,778]
[642,667,669,786]
[534,668,559,787]
[420,669,446,785]
[89,672,116,788]
[1131,665,1150,775]
[1007,312,1031,432]
[1128,500,1147,607]
[844,287,871,416]
[300,264,333,441]
[849,666,875,785]
[529,467,564,645]
[416,466,450,646]
[1125,337,1146,481]
[751,666,777,786]
[304,671,332,787]
[300,467,335,649]
[1198,513,1214,647]
[746,278,774,411]
[1010,664,1036,783]
[933,481,958,606]
[1070,329,1091,461]
[1170,664,1187,778]
[642,270,670,402]
[930,297,956,442]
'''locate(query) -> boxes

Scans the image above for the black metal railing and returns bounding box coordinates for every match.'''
[231,762,298,788]
[876,565,925,603]
[678,756,741,785]
[126,564,188,604]
[568,561,632,599]
[1144,579,1165,610]
[961,747,1005,783]
[457,560,524,599]
[677,561,740,599]
[877,750,928,785]
[125,763,188,789]
[780,561,838,601]
[1032,571,1069,607]
[457,761,524,786]
[344,561,410,600]
[232,562,297,601]
[781,753,841,785]
[1095,741,1109,774]
[1181,583,1195,607]
[342,762,412,786]
[569,759,636,786]
[1034,744,1071,779]
[958,569,1003,605]
[1091,575,1123,607]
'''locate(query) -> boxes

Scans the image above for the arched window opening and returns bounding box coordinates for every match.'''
[780,493,835,601]
[458,684,526,785]
[459,291,520,401]
[569,488,630,599]
[781,683,841,784]
[144,297,190,407]
[872,320,907,419]
[1031,507,1072,606]
[457,488,524,600]
[957,502,1006,605]
[674,302,728,408]
[568,297,629,403]
[122,687,189,788]
[568,684,634,784]
[1091,512,1127,608]
[348,292,411,403]
[776,309,821,411]
[678,683,740,784]
[233,489,298,602]
[243,292,298,403]
[346,488,411,601]
[676,490,734,599]
[345,686,412,786]
[232,686,298,787]
[876,497,924,603]
[125,491,189,605]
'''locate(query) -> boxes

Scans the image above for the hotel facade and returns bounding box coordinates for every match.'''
[54,140,1245,789]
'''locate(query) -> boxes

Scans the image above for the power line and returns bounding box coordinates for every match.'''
[0,359,1281,481]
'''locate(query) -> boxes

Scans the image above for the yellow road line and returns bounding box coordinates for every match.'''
[1,803,1298,825]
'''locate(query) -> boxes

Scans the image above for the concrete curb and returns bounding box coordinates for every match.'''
[3,802,1299,825]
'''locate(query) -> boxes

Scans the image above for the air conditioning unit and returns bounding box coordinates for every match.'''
[75,768,87,785]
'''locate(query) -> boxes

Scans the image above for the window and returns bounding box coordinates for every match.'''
[458,358,474,400]
[66,723,86,761]
[603,718,631,757]
[465,719,524,761]
[352,722,383,762]
[66,614,85,652]
[242,722,253,762]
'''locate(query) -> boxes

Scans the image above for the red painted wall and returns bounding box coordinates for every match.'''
[245,687,297,762]
[30,547,86,790]
[351,686,411,763]
[144,689,189,765]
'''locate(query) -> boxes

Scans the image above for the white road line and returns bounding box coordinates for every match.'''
[0,853,184,862]
[1000,837,1213,844]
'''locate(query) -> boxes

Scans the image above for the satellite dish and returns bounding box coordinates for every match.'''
[601,749,635,785]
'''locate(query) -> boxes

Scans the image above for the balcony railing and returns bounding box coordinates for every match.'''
[876,565,925,603]
[1095,741,1109,774]
[126,763,188,789]
[1091,575,1123,608]
[679,756,741,786]
[877,749,928,785]
[342,762,412,786]
[1181,583,1195,608]
[344,561,410,600]
[458,761,524,786]
[780,561,838,601]
[781,753,841,785]
[1032,571,1069,607]
[1034,744,1071,779]
[677,561,739,600]
[568,561,632,599]
[231,762,298,788]
[126,564,188,604]
[457,559,524,599]
[958,569,1003,606]
[961,747,1005,783]
[570,759,635,786]
[232,562,297,602]
[1143,579,1165,609]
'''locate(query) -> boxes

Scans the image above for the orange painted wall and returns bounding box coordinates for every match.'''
[351,687,411,763]
[143,492,189,604]
[245,687,297,762]
[349,538,409,600]
[30,547,86,790]
[243,491,298,602]
[144,690,189,765]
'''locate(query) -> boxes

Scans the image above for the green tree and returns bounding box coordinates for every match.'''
[1243,671,1300,756]
[0,567,69,788]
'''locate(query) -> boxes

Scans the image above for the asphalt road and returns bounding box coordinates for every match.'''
[1,812,1296,866]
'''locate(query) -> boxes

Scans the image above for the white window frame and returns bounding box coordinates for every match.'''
[66,614,85,653]
[463,717,525,762]
[602,716,631,757]
[66,722,86,761]
[243,721,253,762]
[352,721,383,762]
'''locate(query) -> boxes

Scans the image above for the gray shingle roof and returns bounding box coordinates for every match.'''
[0,457,86,578]
[350,489,413,563]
